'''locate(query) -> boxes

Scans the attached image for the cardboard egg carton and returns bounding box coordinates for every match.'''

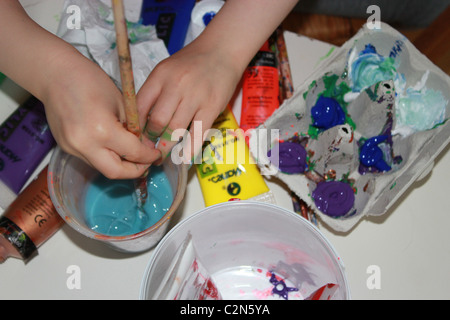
[250,23,450,232]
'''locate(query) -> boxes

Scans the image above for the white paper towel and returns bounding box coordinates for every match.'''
[56,0,169,91]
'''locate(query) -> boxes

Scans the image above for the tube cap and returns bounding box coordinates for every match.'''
[0,217,37,263]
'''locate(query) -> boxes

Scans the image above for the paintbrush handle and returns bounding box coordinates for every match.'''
[111,0,141,137]
[112,0,149,206]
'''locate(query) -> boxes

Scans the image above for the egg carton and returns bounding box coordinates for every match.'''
[250,23,450,232]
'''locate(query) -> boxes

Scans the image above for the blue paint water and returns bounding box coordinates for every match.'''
[84,167,173,237]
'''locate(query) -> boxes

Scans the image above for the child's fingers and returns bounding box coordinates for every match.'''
[142,89,181,142]
[136,79,161,130]
[107,129,161,164]
[156,107,221,166]
[69,126,161,180]
[86,147,151,180]
[152,99,198,164]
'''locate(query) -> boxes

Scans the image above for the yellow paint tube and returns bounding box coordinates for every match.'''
[196,105,274,207]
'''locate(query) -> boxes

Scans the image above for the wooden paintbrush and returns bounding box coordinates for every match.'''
[111,0,148,206]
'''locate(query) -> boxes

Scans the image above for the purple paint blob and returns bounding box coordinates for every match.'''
[269,271,298,300]
[268,142,307,174]
[312,181,355,217]
[0,96,55,193]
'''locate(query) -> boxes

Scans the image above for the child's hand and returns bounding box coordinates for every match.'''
[43,56,161,179]
[137,41,242,164]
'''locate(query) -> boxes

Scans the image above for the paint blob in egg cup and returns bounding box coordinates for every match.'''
[48,146,188,253]
[250,23,450,232]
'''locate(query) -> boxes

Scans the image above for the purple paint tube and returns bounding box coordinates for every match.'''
[0,96,55,209]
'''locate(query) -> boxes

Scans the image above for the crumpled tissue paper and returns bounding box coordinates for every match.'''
[56,0,169,91]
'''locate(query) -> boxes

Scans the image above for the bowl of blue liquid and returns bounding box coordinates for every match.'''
[48,146,188,253]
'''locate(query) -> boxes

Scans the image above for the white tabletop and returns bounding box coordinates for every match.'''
[1,0,449,300]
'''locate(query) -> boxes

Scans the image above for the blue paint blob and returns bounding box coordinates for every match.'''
[361,43,377,55]
[84,166,173,237]
[311,96,346,131]
[359,135,391,172]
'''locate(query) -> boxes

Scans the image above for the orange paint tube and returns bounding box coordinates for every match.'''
[240,37,280,132]
[0,166,64,263]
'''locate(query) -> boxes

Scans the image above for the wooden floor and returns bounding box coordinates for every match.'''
[282,6,450,75]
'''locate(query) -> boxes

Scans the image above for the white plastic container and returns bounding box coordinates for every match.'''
[140,201,350,300]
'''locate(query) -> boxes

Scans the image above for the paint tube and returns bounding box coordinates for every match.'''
[240,35,280,132]
[0,166,64,263]
[140,0,196,55]
[0,96,56,210]
[196,106,274,207]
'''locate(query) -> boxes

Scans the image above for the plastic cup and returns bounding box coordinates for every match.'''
[140,201,350,300]
[47,146,188,253]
